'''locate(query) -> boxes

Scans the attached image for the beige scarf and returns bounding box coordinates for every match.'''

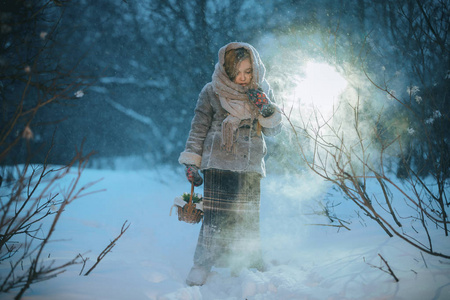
[211,42,270,152]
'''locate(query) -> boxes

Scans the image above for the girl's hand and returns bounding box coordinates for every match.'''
[185,165,203,187]
[247,88,275,117]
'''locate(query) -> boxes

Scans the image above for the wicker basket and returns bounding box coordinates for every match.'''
[171,182,203,224]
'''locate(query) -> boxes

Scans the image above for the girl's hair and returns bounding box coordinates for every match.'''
[224,47,252,81]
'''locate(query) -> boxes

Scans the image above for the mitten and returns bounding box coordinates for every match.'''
[185,165,203,187]
[247,88,275,117]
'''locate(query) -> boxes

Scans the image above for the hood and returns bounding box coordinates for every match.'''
[212,42,270,100]
[217,42,267,87]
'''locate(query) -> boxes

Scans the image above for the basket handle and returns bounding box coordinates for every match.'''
[189,181,194,205]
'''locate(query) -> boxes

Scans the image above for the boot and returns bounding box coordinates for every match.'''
[186,265,210,286]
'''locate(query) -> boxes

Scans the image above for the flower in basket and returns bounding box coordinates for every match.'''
[172,193,203,212]
[170,191,204,224]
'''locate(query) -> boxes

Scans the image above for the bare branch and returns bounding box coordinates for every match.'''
[84,220,130,276]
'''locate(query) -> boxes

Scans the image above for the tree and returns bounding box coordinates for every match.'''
[0,2,127,298]
[55,0,286,165]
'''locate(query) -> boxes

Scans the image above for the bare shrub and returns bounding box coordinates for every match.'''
[279,0,449,265]
[284,96,449,260]
[0,2,128,298]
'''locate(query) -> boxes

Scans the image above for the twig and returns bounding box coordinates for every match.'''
[84,220,130,276]
[306,220,351,231]
[78,253,89,276]
[378,254,399,282]
[420,252,428,268]
[364,254,399,282]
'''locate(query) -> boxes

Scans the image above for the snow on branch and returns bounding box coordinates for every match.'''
[104,97,162,140]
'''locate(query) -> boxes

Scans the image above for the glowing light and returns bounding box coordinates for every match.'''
[294,62,348,112]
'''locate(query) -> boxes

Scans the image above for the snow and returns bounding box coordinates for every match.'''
[2,165,450,300]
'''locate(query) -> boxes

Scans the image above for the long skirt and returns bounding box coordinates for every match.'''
[193,169,263,270]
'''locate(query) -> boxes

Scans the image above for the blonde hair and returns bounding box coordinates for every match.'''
[224,47,252,81]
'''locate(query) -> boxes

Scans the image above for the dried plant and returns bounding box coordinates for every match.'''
[0,2,128,298]
[283,95,449,260]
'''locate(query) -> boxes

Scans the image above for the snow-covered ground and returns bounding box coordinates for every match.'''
[2,165,450,300]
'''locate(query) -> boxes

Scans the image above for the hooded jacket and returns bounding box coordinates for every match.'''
[178,42,282,177]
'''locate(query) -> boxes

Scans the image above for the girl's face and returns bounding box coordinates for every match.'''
[233,58,252,86]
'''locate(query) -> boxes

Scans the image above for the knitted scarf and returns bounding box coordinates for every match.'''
[211,42,270,152]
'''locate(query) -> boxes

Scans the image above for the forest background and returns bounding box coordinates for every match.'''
[1,0,449,298]
[2,0,447,177]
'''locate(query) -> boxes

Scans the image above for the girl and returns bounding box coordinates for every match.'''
[178,42,282,286]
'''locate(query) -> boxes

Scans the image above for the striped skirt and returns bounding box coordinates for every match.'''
[193,169,263,270]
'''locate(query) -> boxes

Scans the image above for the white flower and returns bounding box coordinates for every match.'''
[24,65,31,73]
[74,90,84,98]
[407,127,415,135]
[40,31,47,40]
[381,66,386,71]
[407,85,419,96]
[415,95,422,104]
